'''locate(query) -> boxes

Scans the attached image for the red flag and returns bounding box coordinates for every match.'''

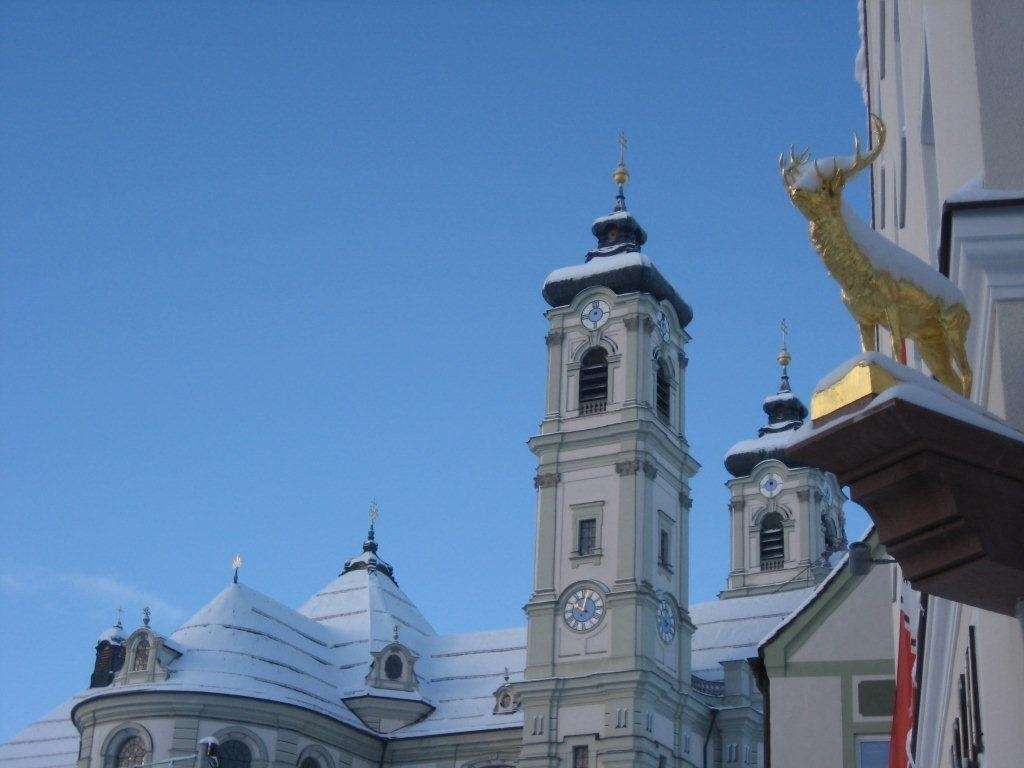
[889,581,920,768]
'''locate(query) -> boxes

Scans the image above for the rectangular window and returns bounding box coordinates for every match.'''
[578,519,597,556]
[659,528,671,567]
[572,746,589,768]
[879,167,887,229]
[899,135,907,229]
[856,737,890,768]
[879,0,887,79]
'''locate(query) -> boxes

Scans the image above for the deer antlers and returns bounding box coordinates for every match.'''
[780,114,887,191]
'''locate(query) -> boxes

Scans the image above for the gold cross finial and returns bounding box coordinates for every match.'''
[613,131,630,188]
[232,553,243,583]
[778,319,792,370]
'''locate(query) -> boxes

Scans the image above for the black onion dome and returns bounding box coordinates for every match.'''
[341,524,397,584]
[724,364,809,478]
[541,191,692,327]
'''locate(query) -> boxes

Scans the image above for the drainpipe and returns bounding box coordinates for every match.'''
[703,708,718,767]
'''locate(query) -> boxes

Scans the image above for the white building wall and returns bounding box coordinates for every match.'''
[769,676,843,767]
[863,3,1024,768]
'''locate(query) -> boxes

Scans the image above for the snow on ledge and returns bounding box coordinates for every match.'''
[946,175,1024,205]
[813,352,1024,444]
[542,251,652,290]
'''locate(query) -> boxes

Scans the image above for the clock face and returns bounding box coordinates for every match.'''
[563,587,605,632]
[581,299,611,331]
[656,598,676,643]
[759,472,783,498]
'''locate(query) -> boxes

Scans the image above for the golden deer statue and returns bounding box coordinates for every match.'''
[780,114,973,396]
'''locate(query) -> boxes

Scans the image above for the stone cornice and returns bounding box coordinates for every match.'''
[72,690,382,757]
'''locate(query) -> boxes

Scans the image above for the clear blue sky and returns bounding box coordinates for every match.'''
[1,2,873,739]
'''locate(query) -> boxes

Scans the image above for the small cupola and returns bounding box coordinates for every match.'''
[541,135,692,327]
[588,134,647,260]
[724,324,810,478]
[340,502,397,584]
[89,611,126,688]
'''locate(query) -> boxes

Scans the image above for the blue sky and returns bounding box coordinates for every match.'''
[1,2,872,739]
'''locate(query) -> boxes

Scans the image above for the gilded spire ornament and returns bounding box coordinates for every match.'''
[780,115,972,396]
[612,131,629,211]
[232,553,243,584]
[777,319,792,392]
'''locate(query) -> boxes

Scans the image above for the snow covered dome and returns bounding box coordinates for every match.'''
[725,345,810,477]
[541,166,692,327]
[96,622,124,645]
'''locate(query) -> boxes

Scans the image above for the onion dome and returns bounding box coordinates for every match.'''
[341,517,397,584]
[97,620,125,645]
[541,137,692,327]
[724,334,809,477]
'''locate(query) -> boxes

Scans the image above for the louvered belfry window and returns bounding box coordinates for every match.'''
[760,512,785,569]
[578,519,597,556]
[578,348,608,414]
[656,361,671,421]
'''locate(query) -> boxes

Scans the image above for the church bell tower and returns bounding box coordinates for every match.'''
[519,144,702,767]
[721,331,848,599]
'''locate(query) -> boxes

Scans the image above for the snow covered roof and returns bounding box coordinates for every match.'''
[541,251,693,327]
[0,696,83,768]
[690,589,815,680]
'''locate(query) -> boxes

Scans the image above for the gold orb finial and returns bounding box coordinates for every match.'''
[777,318,792,369]
[612,130,629,187]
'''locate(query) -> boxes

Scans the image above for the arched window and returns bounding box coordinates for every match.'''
[655,361,671,421]
[298,759,319,768]
[131,638,150,672]
[578,348,608,414]
[116,738,147,768]
[218,741,252,768]
[384,653,404,680]
[760,512,785,570]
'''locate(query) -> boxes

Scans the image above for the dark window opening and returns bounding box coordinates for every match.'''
[384,653,404,680]
[659,528,671,567]
[578,519,597,556]
[573,746,589,768]
[760,512,785,570]
[656,362,671,421]
[218,741,252,768]
[578,348,608,414]
[116,738,147,768]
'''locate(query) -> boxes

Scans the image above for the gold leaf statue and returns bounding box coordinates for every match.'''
[780,115,972,396]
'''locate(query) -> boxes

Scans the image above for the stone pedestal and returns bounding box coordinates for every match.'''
[789,398,1024,616]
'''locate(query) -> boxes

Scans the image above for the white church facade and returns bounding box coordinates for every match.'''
[0,167,854,768]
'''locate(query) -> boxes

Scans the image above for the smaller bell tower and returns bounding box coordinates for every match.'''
[720,327,847,599]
